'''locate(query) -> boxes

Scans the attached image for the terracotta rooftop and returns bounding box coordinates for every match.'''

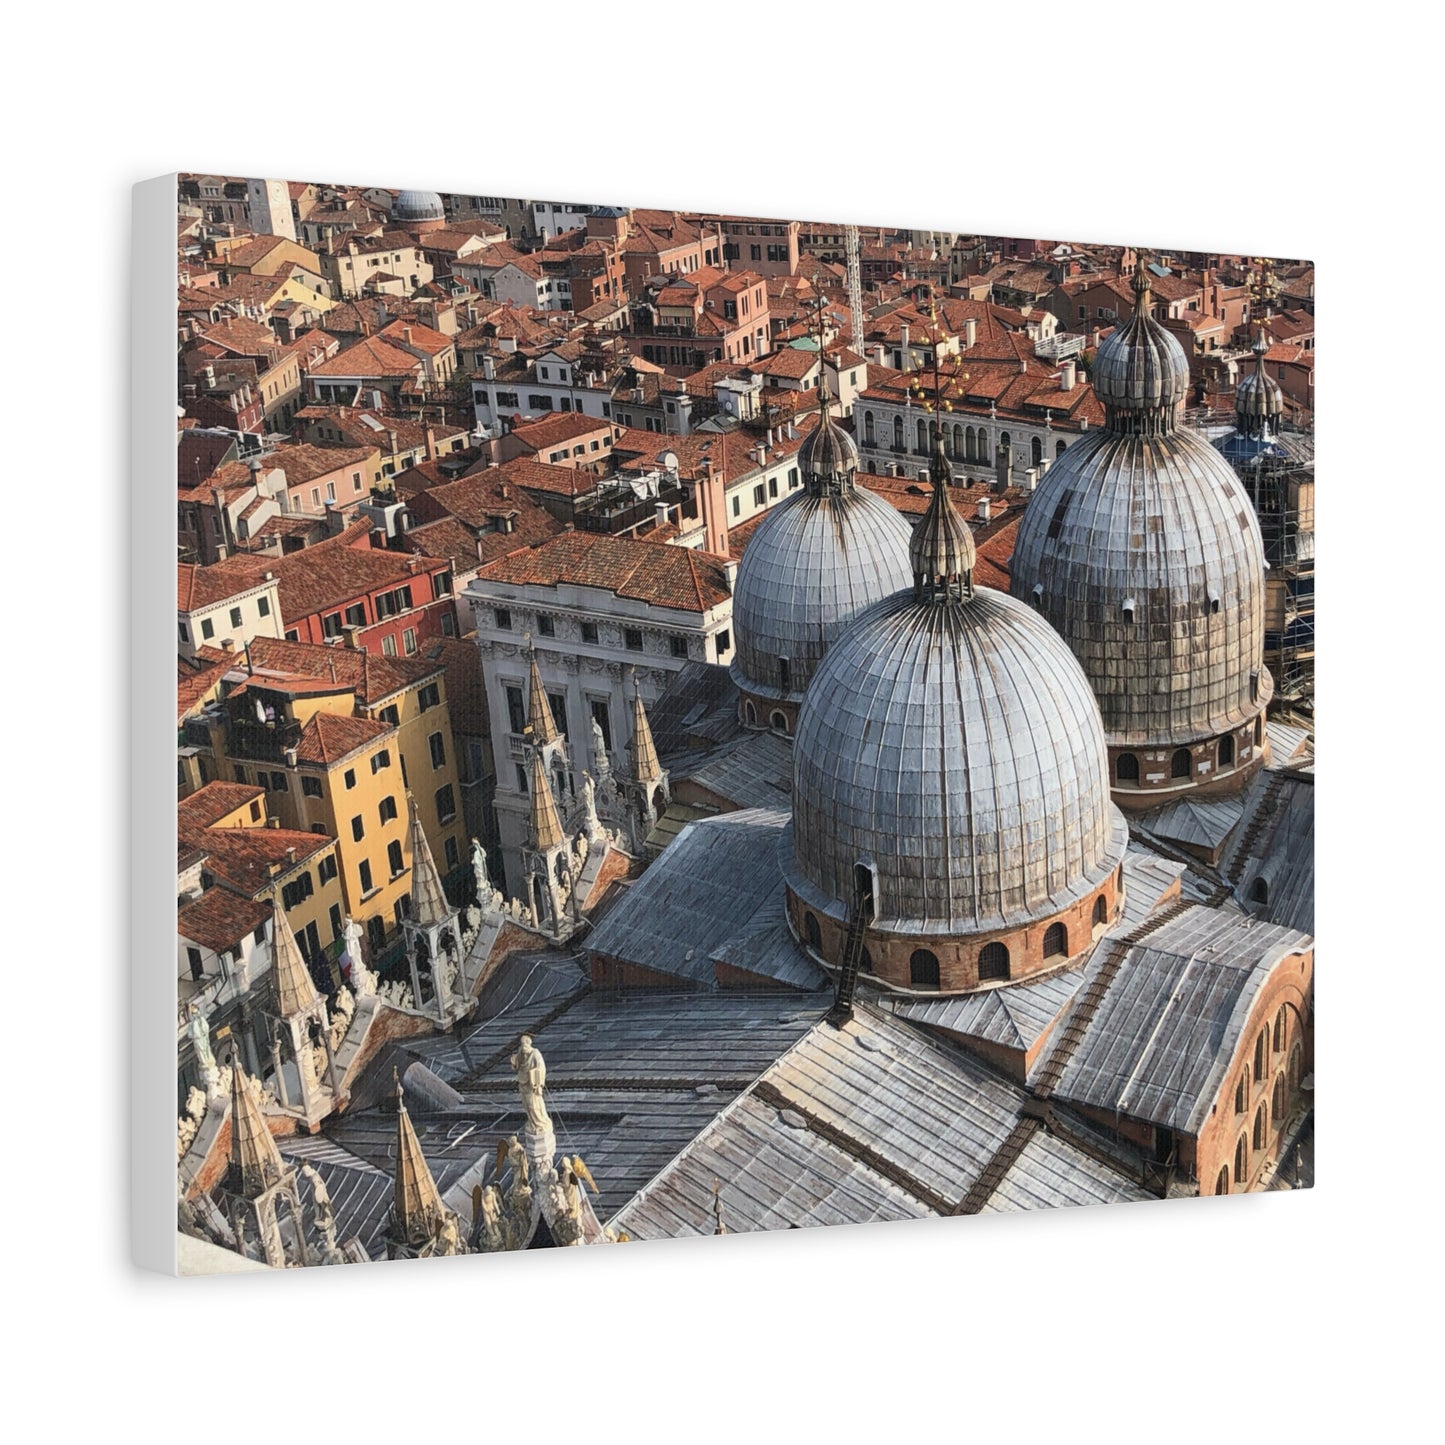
[177,886,273,955]
[178,558,275,611]
[189,823,336,897]
[178,782,265,835]
[309,336,425,379]
[295,710,394,767]
[247,635,441,705]
[509,412,616,451]
[477,531,731,612]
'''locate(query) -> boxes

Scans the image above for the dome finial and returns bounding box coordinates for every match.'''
[910,430,975,603]
[1131,250,1153,310]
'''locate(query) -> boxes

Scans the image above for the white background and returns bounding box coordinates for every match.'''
[2,5,1436,1441]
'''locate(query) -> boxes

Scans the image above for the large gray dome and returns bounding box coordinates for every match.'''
[1010,261,1271,749]
[785,585,1127,935]
[731,486,913,702]
[394,189,446,222]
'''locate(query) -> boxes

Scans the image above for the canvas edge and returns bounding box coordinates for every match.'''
[131,173,181,1277]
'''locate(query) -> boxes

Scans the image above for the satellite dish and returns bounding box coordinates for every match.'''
[659,450,679,473]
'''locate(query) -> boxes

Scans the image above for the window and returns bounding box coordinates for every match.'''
[1235,1075,1247,1114]
[436,784,456,822]
[516,764,529,792]
[418,682,440,712]
[1253,1103,1268,1152]
[495,608,512,631]
[233,765,249,786]
[429,731,446,768]
[538,614,555,638]
[893,416,904,450]
[670,636,689,659]
[178,621,189,643]
[581,621,599,645]
[322,612,344,639]
[358,858,373,893]
[1116,753,1139,783]
[803,912,822,950]
[379,795,398,824]
[1273,1005,1287,1053]
[257,594,271,618]
[1250,877,1269,905]
[441,612,456,637]
[1043,923,1068,959]
[624,628,644,652]
[770,710,789,734]
[1234,1135,1248,1186]
[432,572,453,599]
[752,484,765,507]
[186,946,204,982]
[343,768,357,790]
[589,698,612,753]
[302,776,322,798]
[731,495,740,518]
[910,949,941,988]
[977,942,1009,981]
[403,628,418,655]
[371,750,390,774]
[1272,1073,1287,1123]
[715,629,730,655]
[345,603,366,628]
[787,467,799,490]
[444,836,459,871]
[864,411,875,446]
[253,923,267,946]
[201,618,215,640]
[505,685,526,736]
[1254,1030,1267,1080]
[388,839,405,877]
[269,771,288,793]
[318,855,338,884]
[1220,734,1235,767]
[280,871,314,910]
[382,634,397,658]
[229,606,243,628]
[378,705,399,727]
[1171,748,1192,779]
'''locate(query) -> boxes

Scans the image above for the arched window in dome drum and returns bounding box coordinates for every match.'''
[744,700,757,727]
[803,912,821,951]
[864,411,875,446]
[893,416,904,450]
[777,657,791,693]
[1234,1134,1248,1186]
[1031,435,1042,466]
[1272,1073,1287,1123]
[1273,1005,1287,1053]
[1220,734,1235,767]
[978,941,1009,981]
[861,948,873,975]
[1250,876,1269,906]
[770,710,788,735]
[1043,922,1068,959]
[1255,716,1264,747]
[1253,1103,1268,1151]
[910,949,940,987]
[1171,748,1192,779]
[853,863,875,917]
[1116,753,1140,783]
[1093,894,1108,928]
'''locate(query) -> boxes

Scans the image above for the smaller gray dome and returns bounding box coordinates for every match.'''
[1234,335,1284,433]
[1092,260,1191,430]
[798,411,860,493]
[394,189,446,222]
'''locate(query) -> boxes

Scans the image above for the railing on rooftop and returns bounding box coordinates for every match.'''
[226,714,304,765]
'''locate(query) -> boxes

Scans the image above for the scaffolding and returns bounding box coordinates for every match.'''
[1185,406,1315,722]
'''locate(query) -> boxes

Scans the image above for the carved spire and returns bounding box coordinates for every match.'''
[527,747,566,853]
[406,792,451,928]
[390,1071,448,1250]
[226,1061,285,1200]
[271,900,319,1019]
[627,671,663,785]
[526,641,560,747]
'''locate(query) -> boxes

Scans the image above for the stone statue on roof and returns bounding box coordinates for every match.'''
[186,1002,220,1099]
[590,716,610,777]
[471,837,491,902]
[509,1035,551,1136]
[343,915,376,998]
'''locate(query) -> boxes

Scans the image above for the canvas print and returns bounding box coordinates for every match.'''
[170,174,1314,1271]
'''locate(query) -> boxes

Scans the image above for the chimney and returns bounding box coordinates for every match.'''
[655,500,670,528]
[482,354,495,380]
[284,746,298,768]
[766,427,775,448]
[344,624,364,649]
[899,323,910,367]
[425,426,437,460]
[386,427,398,456]
[1060,359,1076,392]
[1024,467,1038,493]
[699,463,731,561]
[977,497,991,521]
[266,820,281,831]
[219,638,235,653]
[285,846,297,863]
[964,317,977,348]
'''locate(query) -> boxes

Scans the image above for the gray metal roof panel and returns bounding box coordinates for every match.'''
[979,1129,1153,1212]
[671,731,795,810]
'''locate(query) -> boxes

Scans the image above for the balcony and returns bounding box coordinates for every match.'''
[225,714,303,765]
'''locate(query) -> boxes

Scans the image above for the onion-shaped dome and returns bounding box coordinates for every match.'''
[786,439,1126,936]
[393,189,446,223]
[730,398,912,705]
[1090,259,1192,434]
[1232,331,1285,437]
[1010,255,1271,750]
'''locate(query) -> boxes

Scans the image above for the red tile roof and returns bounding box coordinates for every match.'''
[178,782,265,834]
[294,710,394,766]
[247,635,441,705]
[177,886,273,954]
[478,531,731,612]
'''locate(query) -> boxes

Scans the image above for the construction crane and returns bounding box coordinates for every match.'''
[845,223,865,356]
